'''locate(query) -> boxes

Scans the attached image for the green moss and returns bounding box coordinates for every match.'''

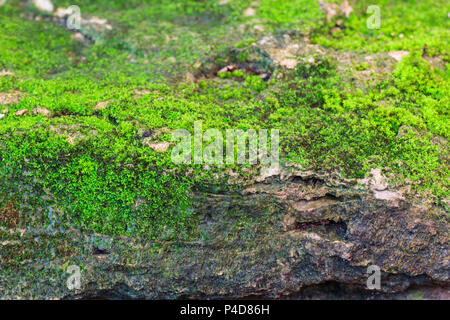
[312,0,450,57]
[258,0,324,30]
[0,0,448,241]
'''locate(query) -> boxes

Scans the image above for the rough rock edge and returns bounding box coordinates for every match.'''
[2,163,447,299]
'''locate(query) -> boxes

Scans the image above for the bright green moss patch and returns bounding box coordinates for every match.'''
[257,0,324,30]
[0,6,79,78]
[312,0,450,57]
[0,116,194,239]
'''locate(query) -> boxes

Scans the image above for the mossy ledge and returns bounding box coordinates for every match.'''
[0,0,448,299]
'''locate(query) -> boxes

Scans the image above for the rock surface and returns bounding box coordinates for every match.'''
[1,165,448,299]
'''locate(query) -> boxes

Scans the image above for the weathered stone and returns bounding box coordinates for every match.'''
[15,109,28,116]
[33,0,54,13]
[0,91,22,105]
[32,107,52,117]
[1,167,447,299]
[144,140,171,153]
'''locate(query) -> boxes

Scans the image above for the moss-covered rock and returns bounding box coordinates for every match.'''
[0,0,448,299]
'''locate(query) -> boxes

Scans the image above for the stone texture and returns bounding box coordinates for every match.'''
[1,166,447,299]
